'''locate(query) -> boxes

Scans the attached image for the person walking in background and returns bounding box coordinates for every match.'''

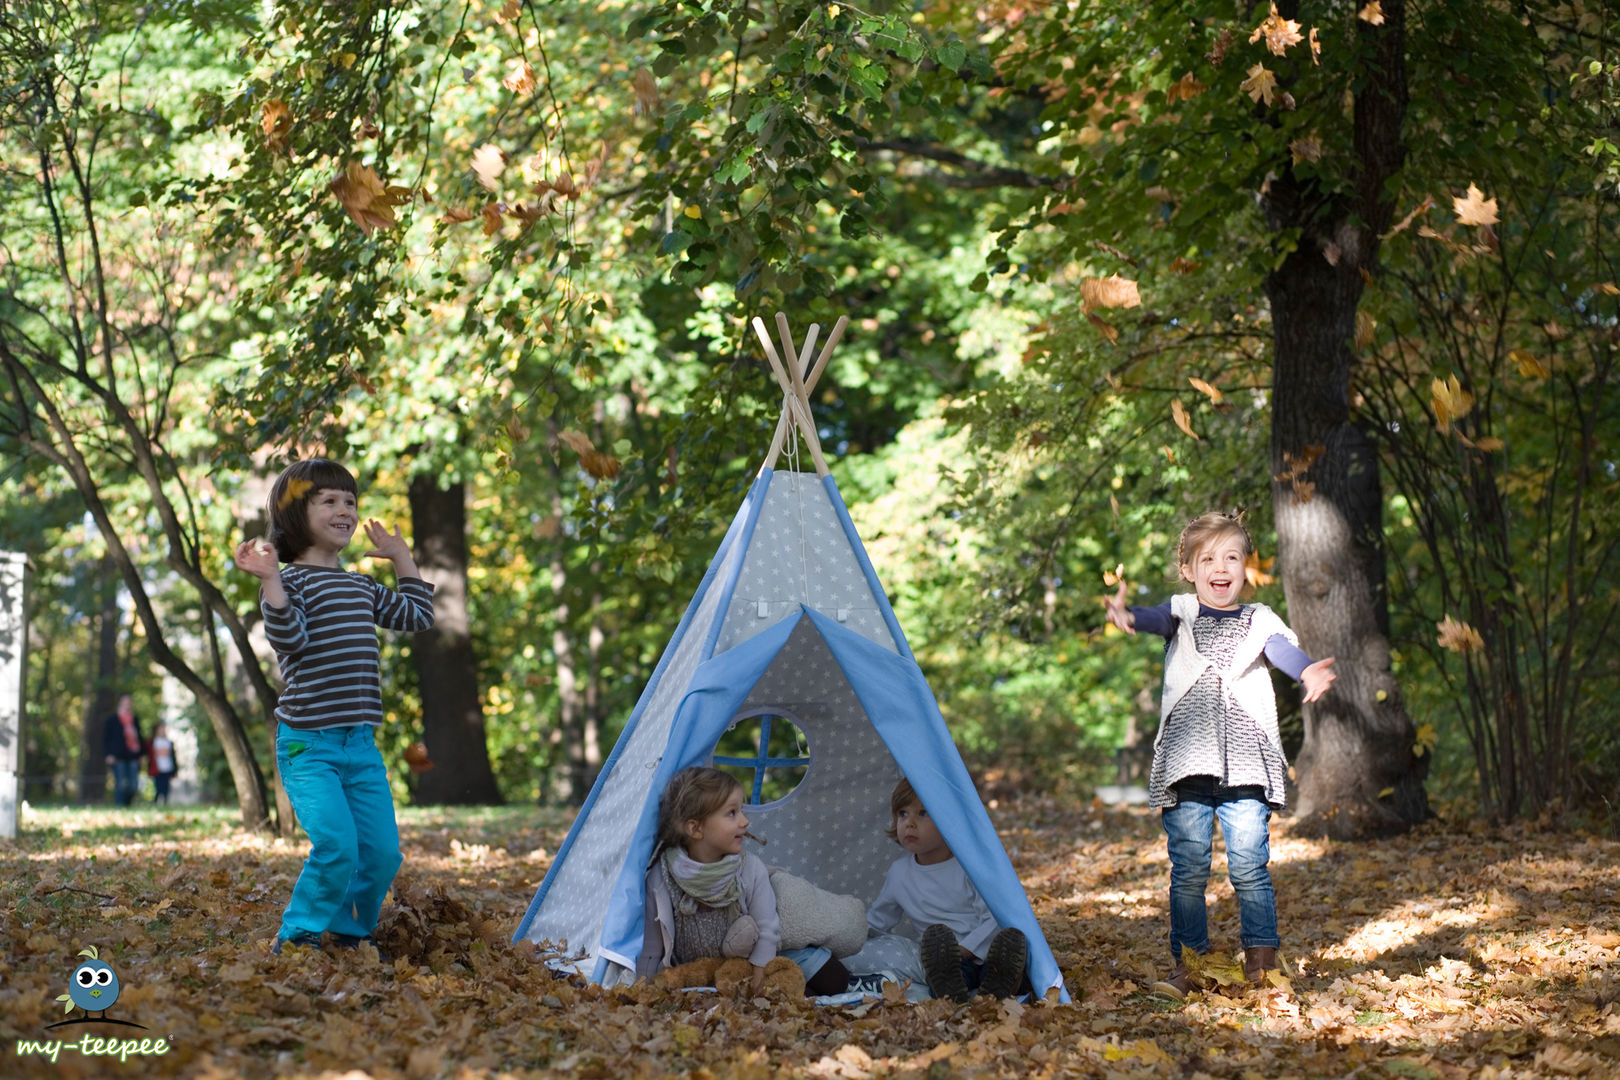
[102,694,145,807]
[147,721,179,804]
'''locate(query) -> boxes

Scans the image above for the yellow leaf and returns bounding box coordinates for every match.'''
[827,3,841,18]
[497,0,520,22]
[1358,1,1385,25]
[328,161,409,235]
[1171,398,1200,441]
[1080,274,1142,313]
[1165,72,1207,104]
[1511,349,1550,378]
[277,478,313,510]
[1355,310,1377,349]
[1103,563,1124,586]
[1413,722,1438,756]
[1453,183,1499,227]
[632,68,660,114]
[1244,552,1275,588]
[1383,195,1434,239]
[1430,374,1474,434]
[260,99,292,155]
[472,144,507,192]
[503,59,536,95]
[1241,64,1278,106]
[1085,312,1119,344]
[1473,436,1504,452]
[683,205,703,218]
[1249,4,1303,57]
[335,51,357,69]
[1289,137,1323,165]
[1188,377,1224,404]
[1309,26,1321,64]
[1378,787,1395,799]
[1596,281,1619,296]
[1437,615,1485,653]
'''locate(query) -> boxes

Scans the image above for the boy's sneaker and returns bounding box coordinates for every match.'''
[845,972,889,997]
[271,931,322,955]
[980,927,1027,999]
[921,923,973,1004]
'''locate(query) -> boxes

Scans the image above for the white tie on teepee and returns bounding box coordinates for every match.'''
[514,314,1067,1001]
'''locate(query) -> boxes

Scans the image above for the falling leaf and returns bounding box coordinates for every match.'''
[276,478,313,510]
[1359,2,1385,25]
[1595,282,1619,296]
[1289,137,1323,165]
[1102,563,1124,586]
[1169,256,1201,274]
[1473,436,1504,452]
[442,207,479,225]
[1244,551,1275,588]
[1412,723,1438,756]
[1165,72,1207,104]
[1511,349,1549,378]
[1085,312,1120,343]
[481,203,502,236]
[260,99,292,155]
[1383,195,1435,238]
[503,59,536,95]
[1322,241,1342,266]
[1093,240,1139,266]
[632,68,660,115]
[1437,615,1485,653]
[496,0,520,22]
[1431,374,1474,433]
[1355,310,1377,349]
[1241,64,1279,105]
[1453,184,1499,227]
[1206,27,1235,66]
[827,4,841,19]
[328,161,412,236]
[1309,27,1321,63]
[472,144,507,191]
[558,430,622,480]
[1080,274,1142,313]
[1188,377,1224,404]
[1170,399,1200,441]
[1249,4,1304,57]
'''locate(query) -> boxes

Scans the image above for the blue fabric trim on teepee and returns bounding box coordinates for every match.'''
[596,610,804,971]
[512,473,773,946]
[822,474,915,663]
[800,608,1069,1001]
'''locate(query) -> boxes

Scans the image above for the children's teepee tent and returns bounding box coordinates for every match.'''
[514,315,1067,1000]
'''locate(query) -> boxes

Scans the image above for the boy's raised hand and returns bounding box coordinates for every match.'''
[1104,573,1135,634]
[362,519,411,562]
[234,538,278,579]
[1301,657,1336,702]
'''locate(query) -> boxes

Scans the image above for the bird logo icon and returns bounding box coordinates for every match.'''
[49,946,144,1029]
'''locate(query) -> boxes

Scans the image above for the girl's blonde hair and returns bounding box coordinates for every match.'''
[656,766,744,853]
[1176,510,1255,569]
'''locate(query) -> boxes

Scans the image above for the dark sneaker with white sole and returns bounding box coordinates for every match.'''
[980,927,1027,999]
[921,923,973,1003]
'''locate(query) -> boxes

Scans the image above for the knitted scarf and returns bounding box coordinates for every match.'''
[662,847,743,917]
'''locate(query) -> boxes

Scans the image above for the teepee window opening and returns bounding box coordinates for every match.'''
[713,709,810,806]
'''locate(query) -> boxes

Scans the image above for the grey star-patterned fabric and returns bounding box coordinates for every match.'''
[517,470,928,973]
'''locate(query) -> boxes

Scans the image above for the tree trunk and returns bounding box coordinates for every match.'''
[78,552,120,803]
[1264,0,1428,838]
[545,420,587,805]
[407,473,502,805]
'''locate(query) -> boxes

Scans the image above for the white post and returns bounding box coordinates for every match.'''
[0,551,27,838]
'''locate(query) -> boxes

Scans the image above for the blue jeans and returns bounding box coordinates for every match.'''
[1161,777,1279,959]
[111,758,141,806]
[276,723,402,942]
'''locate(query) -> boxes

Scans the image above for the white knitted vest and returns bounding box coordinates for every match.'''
[1154,593,1296,760]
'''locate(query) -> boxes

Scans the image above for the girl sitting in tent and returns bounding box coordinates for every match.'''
[636,766,852,996]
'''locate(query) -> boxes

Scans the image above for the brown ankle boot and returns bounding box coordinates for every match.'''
[1153,964,1193,1001]
[1243,946,1278,985]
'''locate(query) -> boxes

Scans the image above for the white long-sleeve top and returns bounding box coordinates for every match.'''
[866,854,998,962]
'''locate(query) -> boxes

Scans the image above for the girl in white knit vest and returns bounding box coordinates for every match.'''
[1105,512,1335,999]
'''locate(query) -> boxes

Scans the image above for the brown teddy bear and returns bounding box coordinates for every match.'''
[655,955,805,998]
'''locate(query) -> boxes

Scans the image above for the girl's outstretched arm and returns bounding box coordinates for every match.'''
[1301,657,1336,702]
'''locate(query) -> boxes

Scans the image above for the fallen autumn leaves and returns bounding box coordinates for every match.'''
[1,798,1616,1079]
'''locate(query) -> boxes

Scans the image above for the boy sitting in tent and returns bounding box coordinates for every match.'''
[858,777,1029,1002]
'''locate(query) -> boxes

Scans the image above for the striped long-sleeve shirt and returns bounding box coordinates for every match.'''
[262,565,435,730]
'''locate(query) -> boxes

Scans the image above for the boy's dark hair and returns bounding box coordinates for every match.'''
[886,776,921,842]
[266,458,358,563]
[656,766,744,855]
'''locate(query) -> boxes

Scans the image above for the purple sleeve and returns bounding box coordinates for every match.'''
[1264,634,1313,681]
[1128,602,1176,639]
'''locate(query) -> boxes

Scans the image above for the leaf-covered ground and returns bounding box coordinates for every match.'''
[2,797,1617,1079]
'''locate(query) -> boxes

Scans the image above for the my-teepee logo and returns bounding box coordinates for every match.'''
[12,946,171,1063]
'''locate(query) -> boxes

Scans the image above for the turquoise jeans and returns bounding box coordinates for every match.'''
[276,723,401,942]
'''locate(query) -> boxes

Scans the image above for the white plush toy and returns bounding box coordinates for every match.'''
[768,869,868,958]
